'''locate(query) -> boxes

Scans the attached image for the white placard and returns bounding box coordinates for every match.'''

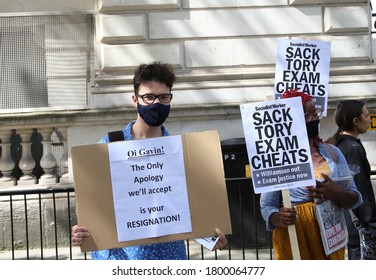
[240,97,315,194]
[274,39,331,116]
[108,135,192,242]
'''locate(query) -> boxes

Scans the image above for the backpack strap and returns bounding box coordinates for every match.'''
[108,130,124,142]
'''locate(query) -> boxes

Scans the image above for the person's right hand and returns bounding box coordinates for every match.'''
[71,225,90,246]
[277,207,297,227]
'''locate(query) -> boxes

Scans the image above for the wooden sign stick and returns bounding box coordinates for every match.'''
[281,189,301,260]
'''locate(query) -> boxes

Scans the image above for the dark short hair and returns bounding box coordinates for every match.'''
[133,62,175,94]
[335,100,365,131]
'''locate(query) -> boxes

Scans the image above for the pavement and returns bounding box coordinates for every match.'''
[0,241,273,260]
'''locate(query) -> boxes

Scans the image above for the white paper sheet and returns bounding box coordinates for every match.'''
[108,135,192,242]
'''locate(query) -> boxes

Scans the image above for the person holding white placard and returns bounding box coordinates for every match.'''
[71,61,227,260]
[260,89,363,260]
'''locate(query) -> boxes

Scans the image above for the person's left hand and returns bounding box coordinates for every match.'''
[307,173,342,204]
[212,228,227,251]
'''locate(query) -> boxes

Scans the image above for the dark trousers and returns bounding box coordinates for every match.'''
[344,210,361,260]
[347,243,361,260]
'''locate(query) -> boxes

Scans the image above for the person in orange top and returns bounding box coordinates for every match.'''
[260,89,363,260]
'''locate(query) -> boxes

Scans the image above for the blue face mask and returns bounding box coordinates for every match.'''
[137,102,170,127]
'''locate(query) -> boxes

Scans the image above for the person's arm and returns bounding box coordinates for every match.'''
[260,191,297,229]
[212,228,227,250]
[71,225,90,246]
[310,173,359,208]
[312,144,363,208]
[346,146,376,230]
[269,207,297,227]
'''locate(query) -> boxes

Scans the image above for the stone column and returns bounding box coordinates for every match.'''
[38,127,57,185]
[0,130,16,187]
[57,128,71,184]
[17,129,37,185]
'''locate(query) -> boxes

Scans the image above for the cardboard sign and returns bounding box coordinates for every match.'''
[274,38,331,116]
[71,130,232,252]
[240,97,315,194]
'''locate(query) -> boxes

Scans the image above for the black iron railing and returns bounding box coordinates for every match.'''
[1,171,375,260]
[0,178,273,260]
[0,186,86,260]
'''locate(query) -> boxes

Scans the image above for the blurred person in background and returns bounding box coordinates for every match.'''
[326,100,376,260]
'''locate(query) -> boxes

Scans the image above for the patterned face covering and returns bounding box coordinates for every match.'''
[137,102,170,127]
